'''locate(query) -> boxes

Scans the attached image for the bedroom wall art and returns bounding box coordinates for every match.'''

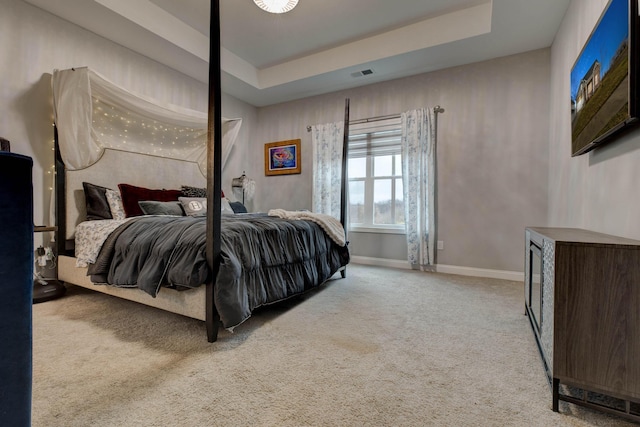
[264,139,301,175]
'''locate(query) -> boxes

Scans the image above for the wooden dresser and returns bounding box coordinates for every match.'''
[524,227,640,422]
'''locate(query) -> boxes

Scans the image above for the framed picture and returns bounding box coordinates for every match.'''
[264,139,301,176]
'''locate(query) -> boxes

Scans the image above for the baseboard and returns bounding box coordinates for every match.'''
[350,256,412,270]
[350,256,524,281]
[435,264,524,282]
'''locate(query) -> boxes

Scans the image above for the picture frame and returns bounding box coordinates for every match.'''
[264,139,301,176]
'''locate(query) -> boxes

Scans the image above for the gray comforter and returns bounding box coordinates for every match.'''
[88,214,349,329]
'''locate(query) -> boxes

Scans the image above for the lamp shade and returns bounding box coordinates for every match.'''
[253,0,298,14]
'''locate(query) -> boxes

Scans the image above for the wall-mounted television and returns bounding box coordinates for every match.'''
[570,0,640,156]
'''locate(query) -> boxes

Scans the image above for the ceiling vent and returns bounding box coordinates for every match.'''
[350,69,374,78]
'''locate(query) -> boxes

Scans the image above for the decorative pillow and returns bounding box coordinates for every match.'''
[221,198,235,215]
[118,184,182,217]
[229,201,247,214]
[181,185,224,198]
[138,200,185,216]
[178,197,235,216]
[179,197,207,217]
[105,189,126,220]
[82,182,112,220]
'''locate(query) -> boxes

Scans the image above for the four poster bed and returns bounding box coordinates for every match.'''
[53,4,350,342]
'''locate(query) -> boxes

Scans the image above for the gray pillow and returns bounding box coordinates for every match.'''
[179,197,207,216]
[138,200,185,216]
[82,182,113,220]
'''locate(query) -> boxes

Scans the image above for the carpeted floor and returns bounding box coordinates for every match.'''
[32,264,636,426]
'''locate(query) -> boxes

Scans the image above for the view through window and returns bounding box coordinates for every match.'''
[348,117,404,231]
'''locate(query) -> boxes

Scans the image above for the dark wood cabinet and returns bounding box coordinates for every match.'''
[525,227,640,422]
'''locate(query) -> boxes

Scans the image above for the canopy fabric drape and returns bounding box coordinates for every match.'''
[311,121,344,219]
[52,67,242,176]
[401,108,436,268]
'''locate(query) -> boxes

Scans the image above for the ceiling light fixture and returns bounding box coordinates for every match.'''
[253,0,299,14]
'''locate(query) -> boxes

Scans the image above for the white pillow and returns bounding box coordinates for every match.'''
[105,189,126,220]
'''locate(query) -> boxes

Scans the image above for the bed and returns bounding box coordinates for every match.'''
[52,40,350,341]
[56,159,348,340]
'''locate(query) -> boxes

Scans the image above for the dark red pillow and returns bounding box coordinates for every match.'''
[118,184,181,217]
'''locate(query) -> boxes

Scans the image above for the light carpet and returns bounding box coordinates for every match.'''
[32,264,635,426]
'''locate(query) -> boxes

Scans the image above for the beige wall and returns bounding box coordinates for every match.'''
[254,49,551,271]
[549,0,640,239]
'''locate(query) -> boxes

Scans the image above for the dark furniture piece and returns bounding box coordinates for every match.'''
[525,227,640,422]
[0,152,33,426]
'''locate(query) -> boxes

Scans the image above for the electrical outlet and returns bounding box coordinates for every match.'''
[437,240,444,250]
[45,247,54,261]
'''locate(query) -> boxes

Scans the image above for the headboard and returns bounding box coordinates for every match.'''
[64,148,206,240]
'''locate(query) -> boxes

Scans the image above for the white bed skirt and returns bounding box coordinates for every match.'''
[58,255,206,321]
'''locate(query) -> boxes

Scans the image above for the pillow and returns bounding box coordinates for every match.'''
[118,184,182,217]
[229,201,247,214]
[178,197,235,216]
[221,198,235,215]
[179,197,207,217]
[82,182,112,220]
[181,185,225,198]
[105,189,126,220]
[181,185,206,198]
[138,200,185,216]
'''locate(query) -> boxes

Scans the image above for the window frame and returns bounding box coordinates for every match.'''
[347,119,405,234]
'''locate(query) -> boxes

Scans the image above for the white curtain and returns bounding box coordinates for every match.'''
[311,122,344,219]
[401,108,436,268]
[52,67,242,176]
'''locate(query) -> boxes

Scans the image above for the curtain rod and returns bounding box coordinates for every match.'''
[306,105,444,132]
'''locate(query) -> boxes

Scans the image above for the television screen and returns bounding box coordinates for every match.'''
[570,0,637,156]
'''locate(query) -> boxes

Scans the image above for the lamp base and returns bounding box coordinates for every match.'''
[33,279,66,304]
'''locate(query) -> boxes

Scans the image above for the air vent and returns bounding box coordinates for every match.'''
[350,69,374,78]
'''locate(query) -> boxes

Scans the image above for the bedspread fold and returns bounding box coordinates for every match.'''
[267,209,346,247]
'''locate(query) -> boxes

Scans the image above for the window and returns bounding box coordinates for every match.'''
[348,117,404,233]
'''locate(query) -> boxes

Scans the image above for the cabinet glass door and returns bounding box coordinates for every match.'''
[529,242,543,333]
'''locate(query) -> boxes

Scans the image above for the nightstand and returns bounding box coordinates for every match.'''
[33,226,66,303]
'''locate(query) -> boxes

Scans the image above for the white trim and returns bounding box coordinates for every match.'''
[349,256,524,282]
[436,264,524,282]
[349,226,405,235]
[350,256,411,270]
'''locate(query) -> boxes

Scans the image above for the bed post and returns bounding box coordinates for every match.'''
[205,0,222,343]
[54,125,68,258]
[340,98,350,278]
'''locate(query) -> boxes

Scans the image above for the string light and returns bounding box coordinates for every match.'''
[88,96,207,159]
